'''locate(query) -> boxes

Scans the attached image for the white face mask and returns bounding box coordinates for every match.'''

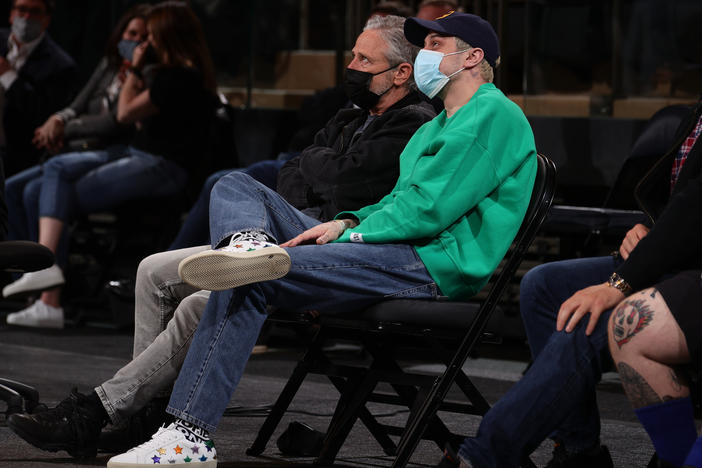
[11,16,44,43]
[413,48,469,99]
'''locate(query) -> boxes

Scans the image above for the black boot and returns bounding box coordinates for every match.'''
[97,396,174,453]
[545,443,614,468]
[7,389,108,459]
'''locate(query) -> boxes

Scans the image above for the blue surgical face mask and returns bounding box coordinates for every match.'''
[414,48,469,99]
[117,39,140,62]
[11,16,43,44]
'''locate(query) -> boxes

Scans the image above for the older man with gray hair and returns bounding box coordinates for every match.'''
[7,14,436,462]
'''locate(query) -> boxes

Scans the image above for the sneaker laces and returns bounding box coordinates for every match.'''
[228,230,272,245]
[127,423,178,453]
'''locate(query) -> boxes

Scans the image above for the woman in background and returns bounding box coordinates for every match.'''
[4,1,218,329]
[5,4,150,261]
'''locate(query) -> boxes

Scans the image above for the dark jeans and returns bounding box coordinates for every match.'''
[166,173,439,431]
[459,255,621,468]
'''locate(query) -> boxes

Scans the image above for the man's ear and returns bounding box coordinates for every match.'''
[393,62,413,86]
[464,48,485,68]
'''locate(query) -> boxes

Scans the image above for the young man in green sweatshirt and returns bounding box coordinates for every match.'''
[106,12,538,467]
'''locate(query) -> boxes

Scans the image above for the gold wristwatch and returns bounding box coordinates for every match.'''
[607,272,632,296]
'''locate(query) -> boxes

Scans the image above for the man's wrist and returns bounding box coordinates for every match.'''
[607,272,632,296]
[337,219,358,229]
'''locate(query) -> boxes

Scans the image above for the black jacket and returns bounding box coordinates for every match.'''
[0,30,78,175]
[277,91,436,221]
[616,101,702,290]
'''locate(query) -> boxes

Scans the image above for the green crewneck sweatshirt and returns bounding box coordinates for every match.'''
[334,83,537,300]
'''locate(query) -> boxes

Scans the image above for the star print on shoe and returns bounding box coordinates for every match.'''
[106,423,216,467]
[177,230,290,291]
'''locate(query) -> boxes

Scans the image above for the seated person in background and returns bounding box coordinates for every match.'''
[5,4,148,281]
[7,14,436,458]
[369,1,414,18]
[105,12,536,467]
[416,0,460,20]
[0,0,78,176]
[32,4,150,154]
[609,272,702,468]
[166,80,353,251]
[167,5,424,252]
[2,1,218,329]
[452,99,702,468]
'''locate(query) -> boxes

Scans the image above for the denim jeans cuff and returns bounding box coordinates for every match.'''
[95,384,121,426]
[166,405,218,434]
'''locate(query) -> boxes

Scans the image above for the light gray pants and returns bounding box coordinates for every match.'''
[95,246,209,425]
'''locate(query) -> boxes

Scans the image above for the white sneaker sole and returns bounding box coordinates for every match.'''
[107,460,216,468]
[5,315,64,329]
[178,247,291,291]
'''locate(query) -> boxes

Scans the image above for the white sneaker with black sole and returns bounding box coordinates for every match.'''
[2,264,65,298]
[178,231,290,291]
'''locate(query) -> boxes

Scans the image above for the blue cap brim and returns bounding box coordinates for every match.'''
[404,17,447,48]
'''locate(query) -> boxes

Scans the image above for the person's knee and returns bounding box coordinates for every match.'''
[42,155,70,176]
[174,291,209,331]
[136,251,175,288]
[211,171,255,200]
[520,262,555,316]
[608,291,656,362]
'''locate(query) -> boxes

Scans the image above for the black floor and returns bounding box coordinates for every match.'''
[0,312,657,468]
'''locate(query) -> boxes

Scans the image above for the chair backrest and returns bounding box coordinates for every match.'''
[474,153,557,336]
[391,153,557,468]
[604,104,693,210]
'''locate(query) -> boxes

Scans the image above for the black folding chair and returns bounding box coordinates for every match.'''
[248,154,557,467]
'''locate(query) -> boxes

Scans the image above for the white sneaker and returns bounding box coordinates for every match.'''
[178,231,290,291]
[6,301,64,329]
[2,264,65,298]
[107,423,217,467]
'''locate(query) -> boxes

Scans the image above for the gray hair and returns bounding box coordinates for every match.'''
[364,15,419,90]
[455,37,499,83]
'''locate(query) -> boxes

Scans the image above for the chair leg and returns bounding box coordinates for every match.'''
[316,371,380,465]
[391,383,454,450]
[454,371,490,415]
[246,358,311,456]
[328,376,396,456]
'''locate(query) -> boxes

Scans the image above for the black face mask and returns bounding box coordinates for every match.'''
[343,65,396,110]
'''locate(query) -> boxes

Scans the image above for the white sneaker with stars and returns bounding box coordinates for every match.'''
[177,231,290,291]
[106,423,216,467]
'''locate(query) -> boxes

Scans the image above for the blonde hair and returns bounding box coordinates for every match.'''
[455,37,499,83]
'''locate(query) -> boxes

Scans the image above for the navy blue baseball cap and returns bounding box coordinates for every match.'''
[404,12,500,68]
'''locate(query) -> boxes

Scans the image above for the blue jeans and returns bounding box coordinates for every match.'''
[459,255,619,468]
[167,158,289,250]
[166,172,440,432]
[5,145,187,265]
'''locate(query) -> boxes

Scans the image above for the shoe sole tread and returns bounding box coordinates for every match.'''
[178,248,290,291]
